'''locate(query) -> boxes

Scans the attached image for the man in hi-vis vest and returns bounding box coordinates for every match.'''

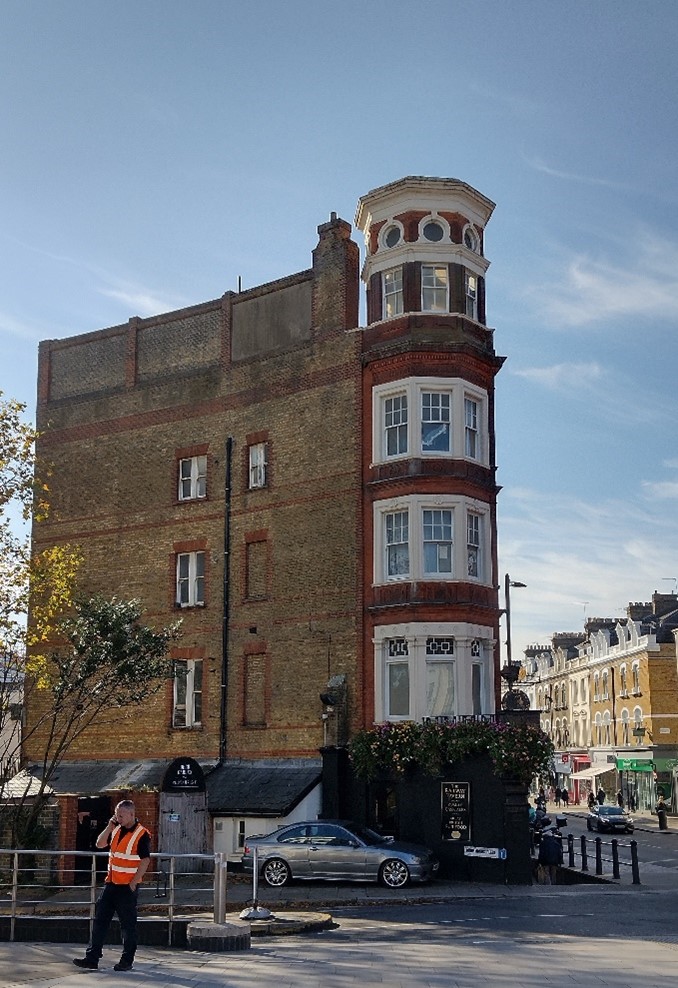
[73,799,151,972]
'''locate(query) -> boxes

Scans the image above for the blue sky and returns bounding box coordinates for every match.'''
[2,1,677,660]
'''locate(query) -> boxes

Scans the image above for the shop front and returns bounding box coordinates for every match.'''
[615,755,654,812]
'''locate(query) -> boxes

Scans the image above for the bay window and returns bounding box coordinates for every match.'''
[373,377,487,465]
[375,496,489,586]
[374,624,492,722]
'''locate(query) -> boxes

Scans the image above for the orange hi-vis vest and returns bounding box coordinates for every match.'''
[106,823,150,885]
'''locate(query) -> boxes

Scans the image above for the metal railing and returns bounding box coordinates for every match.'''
[563,833,641,884]
[0,848,229,944]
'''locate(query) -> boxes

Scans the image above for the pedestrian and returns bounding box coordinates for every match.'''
[73,800,151,972]
[587,790,596,810]
[656,793,668,831]
[616,790,624,808]
[597,787,605,805]
[537,827,563,884]
[561,788,569,808]
[554,786,561,807]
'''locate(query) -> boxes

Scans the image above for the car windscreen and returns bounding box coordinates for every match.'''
[351,827,390,846]
[599,806,624,816]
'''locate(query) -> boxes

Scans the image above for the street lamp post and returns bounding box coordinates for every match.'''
[504,573,527,669]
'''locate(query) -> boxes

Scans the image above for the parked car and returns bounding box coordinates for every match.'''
[587,804,634,833]
[241,820,439,888]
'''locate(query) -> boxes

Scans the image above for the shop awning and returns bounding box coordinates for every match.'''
[569,765,616,781]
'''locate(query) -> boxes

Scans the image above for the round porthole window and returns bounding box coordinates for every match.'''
[423,221,444,242]
[463,226,479,252]
[384,225,401,248]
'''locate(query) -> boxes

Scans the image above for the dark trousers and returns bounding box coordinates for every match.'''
[86,882,138,963]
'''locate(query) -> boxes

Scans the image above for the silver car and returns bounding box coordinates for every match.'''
[241,820,439,888]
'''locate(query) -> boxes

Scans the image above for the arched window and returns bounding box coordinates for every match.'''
[621,709,630,745]
[632,663,640,694]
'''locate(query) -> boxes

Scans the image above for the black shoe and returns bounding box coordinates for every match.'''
[114,960,133,971]
[73,957,98,970]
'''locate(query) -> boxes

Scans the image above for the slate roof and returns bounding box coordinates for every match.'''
[7,758,321,818]
[206,759,322,816]
[17,759,218,796]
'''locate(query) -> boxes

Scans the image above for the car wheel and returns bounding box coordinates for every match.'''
[379,858,410,888]
[262,858,291,888]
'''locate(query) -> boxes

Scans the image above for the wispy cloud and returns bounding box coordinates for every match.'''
[1,234,188,322]
[468,83,540,119]
[0,311,42,341]
[499,486,678,654]
[642,480,678,500]
[524,155,635,193]
[525,229,678,328]
[512,362,603,391]
[97,285,183,317]
[509,361,672,428]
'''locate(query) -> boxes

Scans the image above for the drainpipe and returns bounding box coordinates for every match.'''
[219,437,233,762]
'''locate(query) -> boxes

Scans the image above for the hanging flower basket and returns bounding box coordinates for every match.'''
[349,720,554,787]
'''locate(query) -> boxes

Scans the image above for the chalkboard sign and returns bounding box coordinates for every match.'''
[441,781,470,842]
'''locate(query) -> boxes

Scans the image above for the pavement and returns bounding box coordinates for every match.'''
[0,804,675,987]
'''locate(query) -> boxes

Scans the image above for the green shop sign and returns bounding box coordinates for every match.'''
[616,758,653,772]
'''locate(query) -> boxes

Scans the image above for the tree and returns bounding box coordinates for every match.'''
[8,595,180,846]
[0,393,180,846]
[0,393,79,793]
[0,392,80,660]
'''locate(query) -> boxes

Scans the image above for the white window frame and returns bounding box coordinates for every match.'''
[372,377,488,466]
[176,551,205,607]
[466,512,482,580]
[373,622,493,723]
[631,662,640,694]
[621,708,630,745]
[421,390,451,454]
[384,638,411,718]
[465,271,478,320]
[382,266,404,318]
[172,658,203,728]
[178,455,207,501]
[464,396,479,459]
[248,442,268,489]
[374,494,490,586]
[383,392,409,458]
[421,264,449,312]
[384,509,410,579]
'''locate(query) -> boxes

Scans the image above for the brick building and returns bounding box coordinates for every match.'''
[25,176,504,860]
[523,592,678,811]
